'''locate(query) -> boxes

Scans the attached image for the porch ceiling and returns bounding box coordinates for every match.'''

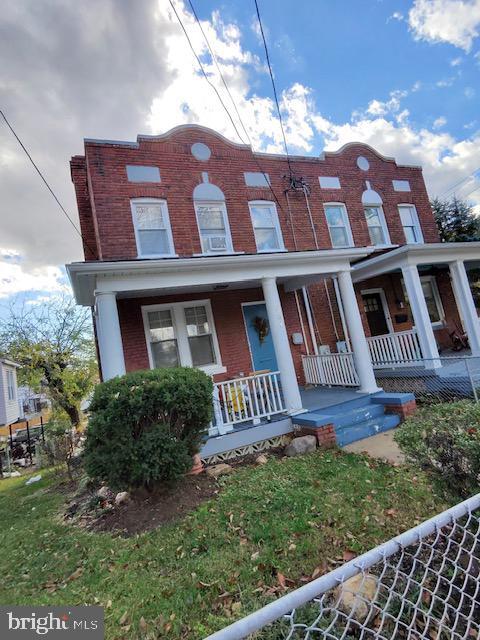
[352,242,480,283]
[67,248,373,305]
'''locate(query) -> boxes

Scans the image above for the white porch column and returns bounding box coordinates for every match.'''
[401,264,441,368]
[449,260,480,356]
[95,291,126,381]
[261,277,304,414]
[337,271,381,394]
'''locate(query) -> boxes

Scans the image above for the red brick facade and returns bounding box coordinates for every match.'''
[70,125,459,379]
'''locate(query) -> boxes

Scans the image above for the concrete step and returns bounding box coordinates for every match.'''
[336,414,400,447]
[328,403,385,428]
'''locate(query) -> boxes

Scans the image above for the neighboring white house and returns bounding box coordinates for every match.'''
[0,359,21,426]
[17,386,51,419]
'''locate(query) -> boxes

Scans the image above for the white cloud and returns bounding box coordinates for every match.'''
[0,254,67,299]
[465,86,476,98]
[408,0,480,51]
[450,56,463,66]
[433,116,447,129]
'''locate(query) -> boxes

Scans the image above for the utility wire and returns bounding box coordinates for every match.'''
[171,0,287,216]
[438,167,480,198]
[0,109,97,260]
[254,0,293,177]
[461,183,480,200]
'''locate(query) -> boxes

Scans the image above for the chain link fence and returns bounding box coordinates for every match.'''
[373,355,480,404]
[205,494,480,640]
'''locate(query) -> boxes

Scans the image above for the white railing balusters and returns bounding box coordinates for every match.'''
[366,329,422,368]
[211,371,286,432]
[302,352,360,387]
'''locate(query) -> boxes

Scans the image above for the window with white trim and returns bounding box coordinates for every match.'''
[324,203,354,248]
[401,275,445,327]
[399,204,423,244]
[130,199,175,258]
[6,369,15,401]
[143,300,224,374]
[364,205,390,246]
[249,201,285,252]
[194,201,233,254]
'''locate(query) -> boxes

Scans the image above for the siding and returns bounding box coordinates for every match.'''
[0,363,20,426]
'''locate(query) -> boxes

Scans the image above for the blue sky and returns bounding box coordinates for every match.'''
[0,0,479,318]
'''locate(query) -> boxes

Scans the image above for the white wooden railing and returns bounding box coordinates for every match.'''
[210,371,286,435]
[367,329,422,368]
[302,352,360,387]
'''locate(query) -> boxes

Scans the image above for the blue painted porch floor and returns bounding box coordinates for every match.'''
[297,387,402,447]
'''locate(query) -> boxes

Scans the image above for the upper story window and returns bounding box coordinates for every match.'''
[142,300,224,375]
[364,206,391,246]
[324,203,354,248]
[6,369,15,401]
[319,176,341,189]
[392,179,410,192]
[248,201,285,253]
[244,172,270,187]
[399,204,423,244]
[130,198,175,258]
[195,202,233,254]
[126,165,161,183]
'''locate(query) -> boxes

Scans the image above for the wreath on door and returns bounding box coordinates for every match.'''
[253,316,269,344]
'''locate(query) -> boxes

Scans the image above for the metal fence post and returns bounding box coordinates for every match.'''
[40,416,45,443]
[9,424,13,450]
[465,357,478,403]
[25,420,33,466]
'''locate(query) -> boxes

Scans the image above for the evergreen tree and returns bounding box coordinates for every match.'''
[431,196,480,242]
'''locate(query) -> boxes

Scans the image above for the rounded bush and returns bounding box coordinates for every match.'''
[84,367,213,490]
[394,401,480,497]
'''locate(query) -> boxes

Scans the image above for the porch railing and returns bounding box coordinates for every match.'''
[367,328,422,368]
[210,371,286,435]
[302,352,360,387]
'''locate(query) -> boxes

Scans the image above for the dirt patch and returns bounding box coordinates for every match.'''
[67,474,218,536]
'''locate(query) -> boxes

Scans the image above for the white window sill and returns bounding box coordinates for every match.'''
[200,364,227,376]
[256,248,288,254]
[137,253,179,259]
[370,244,399,250]
[193,251,245,257]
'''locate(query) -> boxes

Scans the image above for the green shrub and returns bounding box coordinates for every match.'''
[83,367,213,490]
[394,401,480,496]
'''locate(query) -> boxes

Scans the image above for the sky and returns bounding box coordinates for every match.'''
[1,0,480,313]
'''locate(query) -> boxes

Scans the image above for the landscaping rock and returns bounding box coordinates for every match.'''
[115,491,130,506]
[284,435,317,457]
[334,573,377,622]
[206,463,233,478]
[97,486,111,500]
[255,454,268,465]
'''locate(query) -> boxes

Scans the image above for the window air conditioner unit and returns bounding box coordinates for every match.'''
[318,345,331,355]
[207,236,227,252]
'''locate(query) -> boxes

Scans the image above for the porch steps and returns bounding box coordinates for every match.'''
[293,396,401,448]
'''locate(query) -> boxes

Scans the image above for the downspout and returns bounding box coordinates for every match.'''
[333,276,351,351]
[294,290,309,355]
[301,287,319,355]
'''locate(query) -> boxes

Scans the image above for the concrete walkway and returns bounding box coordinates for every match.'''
[344,430,405,465]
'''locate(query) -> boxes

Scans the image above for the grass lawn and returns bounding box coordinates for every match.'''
[0,449,452,639]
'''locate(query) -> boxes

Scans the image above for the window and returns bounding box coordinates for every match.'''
[185,306,216,366]
[126,165,161,183]
[249,201,285,252]
[399,204,423,244]
[401,276,445,327]
[6,369,15,401]
[130,199,175,258]
[324,203,354,248]
[319,176,341,189]
[392,180,411,192]
[146,309,179,368]
[142,300,225,375]
[364,205,390,246]
[194,202,233,254]
[244,172,270,187]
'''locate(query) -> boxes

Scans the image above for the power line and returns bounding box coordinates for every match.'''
[254,0,293,177]
[0,109,97,260]
[461,183,480,200]
[438,167,480,198]
[170,0,287,216]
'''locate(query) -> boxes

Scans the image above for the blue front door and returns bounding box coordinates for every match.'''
[243,303,278,372]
